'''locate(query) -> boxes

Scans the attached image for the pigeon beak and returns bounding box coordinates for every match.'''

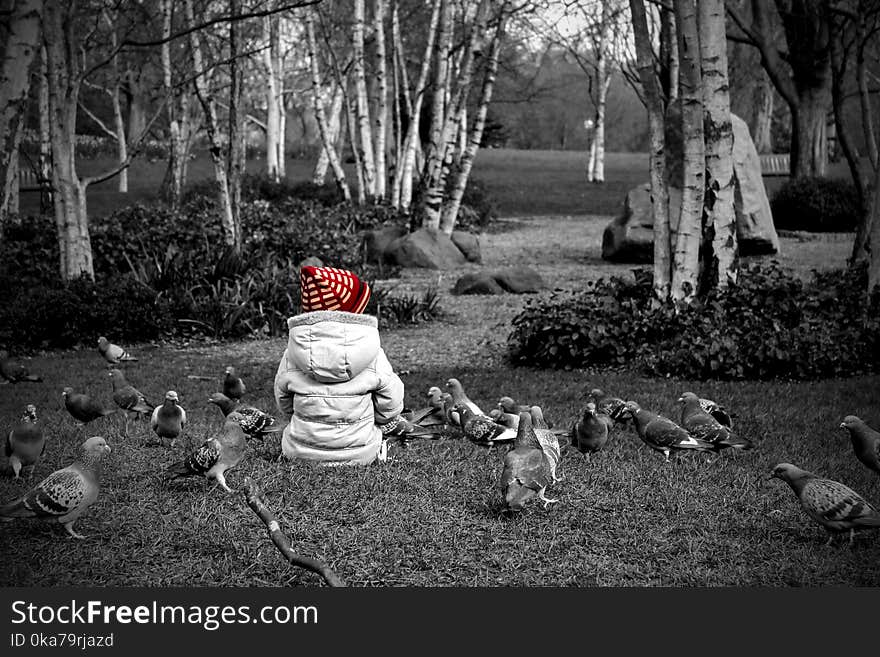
[676,397,683,404]
[838,422,847,430]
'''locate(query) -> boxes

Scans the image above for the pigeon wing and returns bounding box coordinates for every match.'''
[0,470,86,519]
[802,479,880,528]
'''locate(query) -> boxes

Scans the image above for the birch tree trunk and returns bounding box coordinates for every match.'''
[38,45,51,186]
[630,0,670,301]
[184,0,238,249]
[264,15,282,182]
[43,0,94,280]
[6,122,22,216]
[671,0,703,304]
[101,10,128,193]
[312,85,343,185]
[306,13,351,201]
[659,6,678,106]
[441,5,506,234]
[393,0,442,210]
[373,0,389,200]
[752,71,774,154]
[0,0,43,222]
[587,0,613,183]
[699,0,736,291]
[868,159,880,296]
[352,0,376,200]
[227,0,244,234]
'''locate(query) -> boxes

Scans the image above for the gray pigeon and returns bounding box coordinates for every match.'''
[223,366,246,401]
[624,401,714,461]
[677,392,753,452]
[839,415,880,477]
[455,404,516,448]
[0,436,111,539]
[499,412,558,511]
[446,378,484,417]
[571,402,610,458]
[770,462,880,546]
[108,368,154,419]
[5,404,45,479]
[97,336,137,364]
[62,387,116,424]
[529,406,563,484]
[151,391,187,446]
[208,392,282,439]
[165,412,248,493]
[497,396,531,415]
[489,408,520,430]
[0,350,42,383]
[407,386,448,428]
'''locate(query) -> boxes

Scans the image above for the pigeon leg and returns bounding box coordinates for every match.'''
[214,471,235,493]
[63,522,86,540]
[824,533,834,547]
[538,490,559,508]
[848,529,855,548]
[10,457,22,479]
[663,449,671,463]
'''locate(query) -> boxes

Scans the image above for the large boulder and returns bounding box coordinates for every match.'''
[603,106,780,262]
[451,230,482,263]
[452,272,505,295]
[387,227,468,269]
[493,266,546,293]
[363,225,407,264]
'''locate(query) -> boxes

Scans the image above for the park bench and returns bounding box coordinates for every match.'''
[759,153,790,177]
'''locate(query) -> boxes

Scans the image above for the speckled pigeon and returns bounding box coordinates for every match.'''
[208,392,282,439]
[500,411,558,511]
[62,388,116,425]
[5,405,45,479]
[97,336,138,364]
[0,350,42,383]
[770,463,880,546]
[108,368,154,419]
[455,404,516,448]
[677,392,753,452]
[165,412,248,493]
[698,397,734,429]
[839,415,880,477]
[446,378,484,417]
[380,414,439,440]
[0,436,111,539]
[624,401,714,462]
[589,388,628,424]
[223,366,246,401]
[571,402,610,458]
[407,386,448,428]
[151,391,186,446]
[529,406,563,483]
[489,408,520,430]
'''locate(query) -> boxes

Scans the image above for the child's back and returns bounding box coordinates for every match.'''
[274,267,403,465]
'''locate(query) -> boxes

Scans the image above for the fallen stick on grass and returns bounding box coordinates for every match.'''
[241,477,345,587]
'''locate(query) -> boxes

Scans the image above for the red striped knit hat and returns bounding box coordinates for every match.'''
[300,266,371,314]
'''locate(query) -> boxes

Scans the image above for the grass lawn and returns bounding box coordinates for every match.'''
[2,209,878,587]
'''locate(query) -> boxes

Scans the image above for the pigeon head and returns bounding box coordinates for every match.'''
[82,436,112,458]
[426,386,443,404]
[677,392,700,405]
[445,378,463,393]
[623,401,641,415]
[769,463,812,484]
[488,408,503,421]
[107,368,125,385]
[498,396,517,413]
[23,404,37,421]
[589,388,606,401]
[452,403,473,422]
[585,402,597,417]
[165,391,180,403]
[839,415,865,433]
[529,406,546,426]
[225,366,236,375]
[208,392,238,415]
[62,387,73,399]
[97,337,109,350]
[514,412,539,449]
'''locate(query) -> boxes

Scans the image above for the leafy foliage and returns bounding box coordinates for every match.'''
[508,263,880,381]
[770,176,861,232]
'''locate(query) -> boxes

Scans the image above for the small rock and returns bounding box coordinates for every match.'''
[451,230,482,263]
[452,272,505,295]
[493,266,546,294]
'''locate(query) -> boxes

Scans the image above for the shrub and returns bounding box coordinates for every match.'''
[368,285,442,328]
[508,263,880,381]
[770,176,861,232]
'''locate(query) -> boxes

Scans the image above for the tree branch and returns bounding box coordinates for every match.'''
[77,101,120,142]
[241,477,345,587]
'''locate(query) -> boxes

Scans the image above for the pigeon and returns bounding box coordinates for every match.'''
[0,350,42,383]
[62,387,116,425]
[571,402,610,458]
[589,388,628,423]
[151,391,187,446]
[446,378,484,417]
[165,412,248,493]
[223,366,246,401]
[624,401,714,462]
[5,404,46,479]
[380,414,439,440]
[97,336,138,364]
[0,436,111,539]
[698,397,734,430]
[497,396,531,415]
[499,411,558,511]
[529,406,563,483]
[442,392,461,427]
[208,392,282,439]
[454,404,516,448]
[677,392,753,452]
[406,386,448,428]
[770,463,880,546]
[108,368,154,419]
[839,416,880,477]
[489,408,520,430]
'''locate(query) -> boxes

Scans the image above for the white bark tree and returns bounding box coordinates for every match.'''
[263,14,286,182]
[352,0,377,200]
[372,0,389,200]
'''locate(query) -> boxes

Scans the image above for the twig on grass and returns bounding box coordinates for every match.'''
[241,477,345,587]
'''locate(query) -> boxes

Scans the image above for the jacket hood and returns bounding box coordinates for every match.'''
[286,310,380,383]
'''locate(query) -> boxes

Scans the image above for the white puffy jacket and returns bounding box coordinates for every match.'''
[274,310,404,465]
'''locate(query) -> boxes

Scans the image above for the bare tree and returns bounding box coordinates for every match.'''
[373,0,389,199]
[352,0,377,200]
